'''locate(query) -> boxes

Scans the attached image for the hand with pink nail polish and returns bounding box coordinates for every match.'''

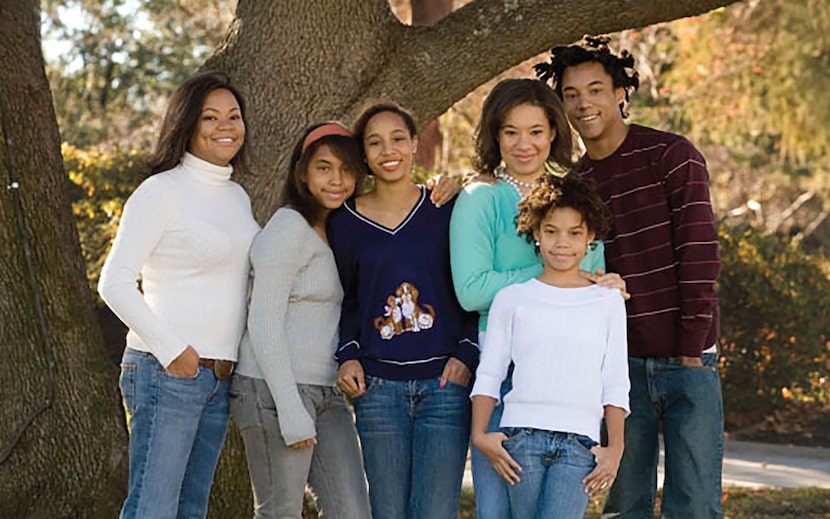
[439,357,471,389]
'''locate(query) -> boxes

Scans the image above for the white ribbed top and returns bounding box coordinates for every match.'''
[471,279,630,442]
[99,152,259,367]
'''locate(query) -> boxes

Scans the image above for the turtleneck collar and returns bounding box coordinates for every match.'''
[180,152,234,186]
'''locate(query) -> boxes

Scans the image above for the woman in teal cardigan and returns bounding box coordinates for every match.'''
[449,78,624,519]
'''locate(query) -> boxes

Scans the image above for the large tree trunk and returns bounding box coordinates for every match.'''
[206,0,739,222]
[0,2,127,517]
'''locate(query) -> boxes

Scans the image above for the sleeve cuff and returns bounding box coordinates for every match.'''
[471,373,502,403]
[453,338,480,373]
[334,340,360,364]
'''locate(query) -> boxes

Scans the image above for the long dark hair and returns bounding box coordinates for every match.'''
[474,78,574,175]
[149,71,248,175]
[282,122,365,226]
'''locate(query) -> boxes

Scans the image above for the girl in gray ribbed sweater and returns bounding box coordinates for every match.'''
[231,123,372,518]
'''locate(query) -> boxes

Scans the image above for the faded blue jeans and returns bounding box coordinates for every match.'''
[503,428,597,519]
[353,375,471,519]
[603,353,724,518]
[471,367,513,519]
[229,375,370,518]
[119,348,230,519]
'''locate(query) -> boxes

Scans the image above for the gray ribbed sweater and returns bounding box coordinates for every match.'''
[235,208,342,445]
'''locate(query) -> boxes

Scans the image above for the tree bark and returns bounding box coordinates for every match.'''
[206,0,739,222]
[411,0,454,171]
[0,1,127,517]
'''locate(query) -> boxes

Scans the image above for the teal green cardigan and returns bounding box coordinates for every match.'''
[449,181,605,331]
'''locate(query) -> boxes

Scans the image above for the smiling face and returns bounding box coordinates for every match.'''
[304,144,357,212]
[560,61,628,157]
[362,110,418,185]
[534,206,595,277]
[498,103,554,181]
[188,88,245,166]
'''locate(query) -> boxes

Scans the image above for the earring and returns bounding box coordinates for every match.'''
[534,240,540,247]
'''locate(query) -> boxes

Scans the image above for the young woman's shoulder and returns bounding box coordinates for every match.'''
[263,207,310,235]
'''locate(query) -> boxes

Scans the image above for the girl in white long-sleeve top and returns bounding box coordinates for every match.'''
[470,173,630,519]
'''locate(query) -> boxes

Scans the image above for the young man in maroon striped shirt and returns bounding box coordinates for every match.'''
[537,36,724,518]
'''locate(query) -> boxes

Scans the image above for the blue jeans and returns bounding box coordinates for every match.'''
[353,375,471,519]
[229,375,370,518]
[603,353,724,518]
[503,428,596,519]
[119,348,230,519]
[471,369,513,519]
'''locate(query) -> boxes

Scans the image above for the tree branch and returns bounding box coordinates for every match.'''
[365,0,740,122]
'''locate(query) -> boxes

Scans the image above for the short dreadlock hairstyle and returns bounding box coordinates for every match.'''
[516,173,611,252]
[534,35,640,118]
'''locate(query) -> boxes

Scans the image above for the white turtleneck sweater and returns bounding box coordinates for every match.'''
[471,279,630,442]
[99,152,260,368]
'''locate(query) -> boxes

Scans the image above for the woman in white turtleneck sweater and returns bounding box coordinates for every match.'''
[98,72,259,519]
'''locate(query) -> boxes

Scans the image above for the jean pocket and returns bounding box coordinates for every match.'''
[161,367,201,381]
[357,375,381,397]
[500,427,532,443]
[119,363,137,415]
[572,433,598,452]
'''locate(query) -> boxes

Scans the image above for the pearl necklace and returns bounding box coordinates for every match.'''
[496,167,538,194]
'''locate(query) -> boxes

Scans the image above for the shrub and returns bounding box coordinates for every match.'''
[64,144,149,291]
[718,222,830,428]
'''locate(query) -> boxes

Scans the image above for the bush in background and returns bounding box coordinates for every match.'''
[718,221,830,428]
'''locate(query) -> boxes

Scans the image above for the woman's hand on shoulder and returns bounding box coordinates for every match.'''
[426,174,461,207]
[461,171,498,188]
[336,360,366,398]
[580,269,630,300]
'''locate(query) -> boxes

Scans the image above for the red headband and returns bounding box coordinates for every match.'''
[302,123,353,153]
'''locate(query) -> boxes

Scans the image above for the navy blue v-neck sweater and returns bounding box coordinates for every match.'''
[328,187,479,381]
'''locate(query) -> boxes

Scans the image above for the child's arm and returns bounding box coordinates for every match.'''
[583,405,626,495]
[471,395,522,485]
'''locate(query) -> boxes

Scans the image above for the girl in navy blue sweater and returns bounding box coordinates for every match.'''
[329,102,478,519]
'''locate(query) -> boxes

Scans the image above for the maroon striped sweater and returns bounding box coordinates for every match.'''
[577,124,720,358]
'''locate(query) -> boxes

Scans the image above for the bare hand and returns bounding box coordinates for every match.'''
[289,437,317,450]
[472,432,522,485]
[426,175,461,207]
[439,357,471,388]
[336,360,366,398]
[166,345,199,378]
[584,445,623,495]
[580,269,630,300]
[461,171,497,187]
[677,355,703,367]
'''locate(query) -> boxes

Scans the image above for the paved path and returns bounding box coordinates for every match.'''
[462,440,830,489]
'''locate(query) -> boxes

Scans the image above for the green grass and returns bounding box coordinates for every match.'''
[456,487,830,518]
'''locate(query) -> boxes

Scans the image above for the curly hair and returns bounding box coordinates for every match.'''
[474,78,573,175]
[516,173,611,250]
[534,35,640,118]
